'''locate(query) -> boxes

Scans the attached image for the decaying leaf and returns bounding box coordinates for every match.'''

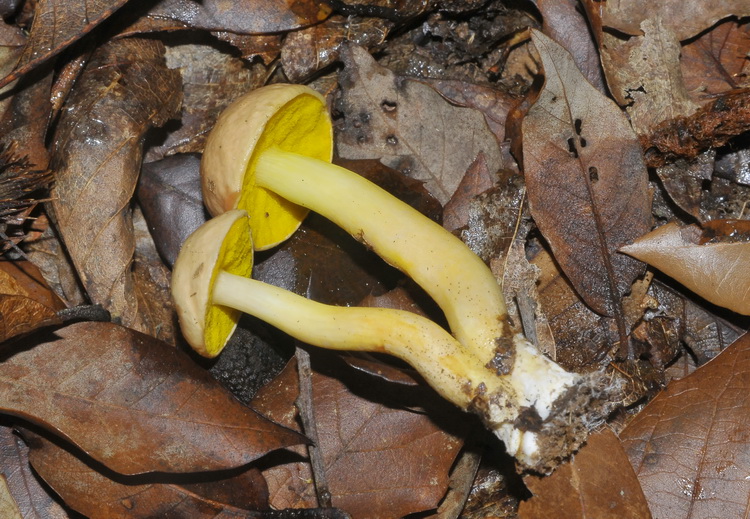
[620,220,750,315]
[145,43,266,162]
[255,355,465,518]
[336,43,503,205]
[50,37,181,334]
[0,321,304,475]
[25,431,270,519]
[599,18,699,137]
[620,333,750,519]
[641,89,750,168]
[0,426,69,518]
[521,30,651,338]
[519,428,651,519]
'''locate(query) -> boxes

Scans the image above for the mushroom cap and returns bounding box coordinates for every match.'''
[171,209,254,357]
[201,84,333,250]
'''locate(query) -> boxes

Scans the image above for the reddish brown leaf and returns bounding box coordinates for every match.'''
[620,333,750,519]
[0,426,69,518]
[0,322,304,475]
[620,220,750,315]
[0,260,63,342]
[0,0,130,89]
[255,356,465,518]
[25,431,269,519]
[519,428,652,519]
[521,31,651,328]
[681,19,750,103]
[49,37,181,335]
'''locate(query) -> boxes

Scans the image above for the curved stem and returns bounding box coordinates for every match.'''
[255,148,509,367]
[213,270,492,409]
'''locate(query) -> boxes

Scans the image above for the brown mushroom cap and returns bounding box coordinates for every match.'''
[201,84,333,250]
[171,210,254,357]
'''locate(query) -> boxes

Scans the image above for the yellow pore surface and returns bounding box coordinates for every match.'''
[205,215,254,357]
[239,93,332,250]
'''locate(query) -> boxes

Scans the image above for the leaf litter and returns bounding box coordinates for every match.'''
[0,1,748,517]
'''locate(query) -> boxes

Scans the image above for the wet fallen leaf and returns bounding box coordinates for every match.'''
[0,321,304,475]
[654,153,715,222]
[49,37,181,333]
[620,220,750,315]
[521,30,651,337]
[335,43,503,205]
[0,425,69,518]
[519,428,651,519]
[255,355,465,518]
[620,333,750,519]
[0,260,64,342]
[25,431,270,519]
[0,0,130,89]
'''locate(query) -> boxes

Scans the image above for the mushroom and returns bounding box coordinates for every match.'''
[171,209,618,472]
[201,84,510,369]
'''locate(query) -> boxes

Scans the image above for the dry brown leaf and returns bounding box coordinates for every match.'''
[0,321,304,475]
[335,43,503,205]
[0,426,69,518]
[620,333,750,519]
[49,37,181,334]
[255,355,464,518]
[521,30,651,330]
[442,153,496,232]
[519,428,651,519]
[620,221,750,315]
[0,260,64,342]
[0,0,130,89]
[25,431,269,519]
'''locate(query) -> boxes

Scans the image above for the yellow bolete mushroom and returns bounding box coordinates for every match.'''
[171,210,617,472]
[201,84,510,369]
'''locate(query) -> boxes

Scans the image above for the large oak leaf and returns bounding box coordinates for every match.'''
[521,31,651,325]
[0,322,303,475]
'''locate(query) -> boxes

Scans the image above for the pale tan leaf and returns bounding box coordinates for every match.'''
[620,221,750,315]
